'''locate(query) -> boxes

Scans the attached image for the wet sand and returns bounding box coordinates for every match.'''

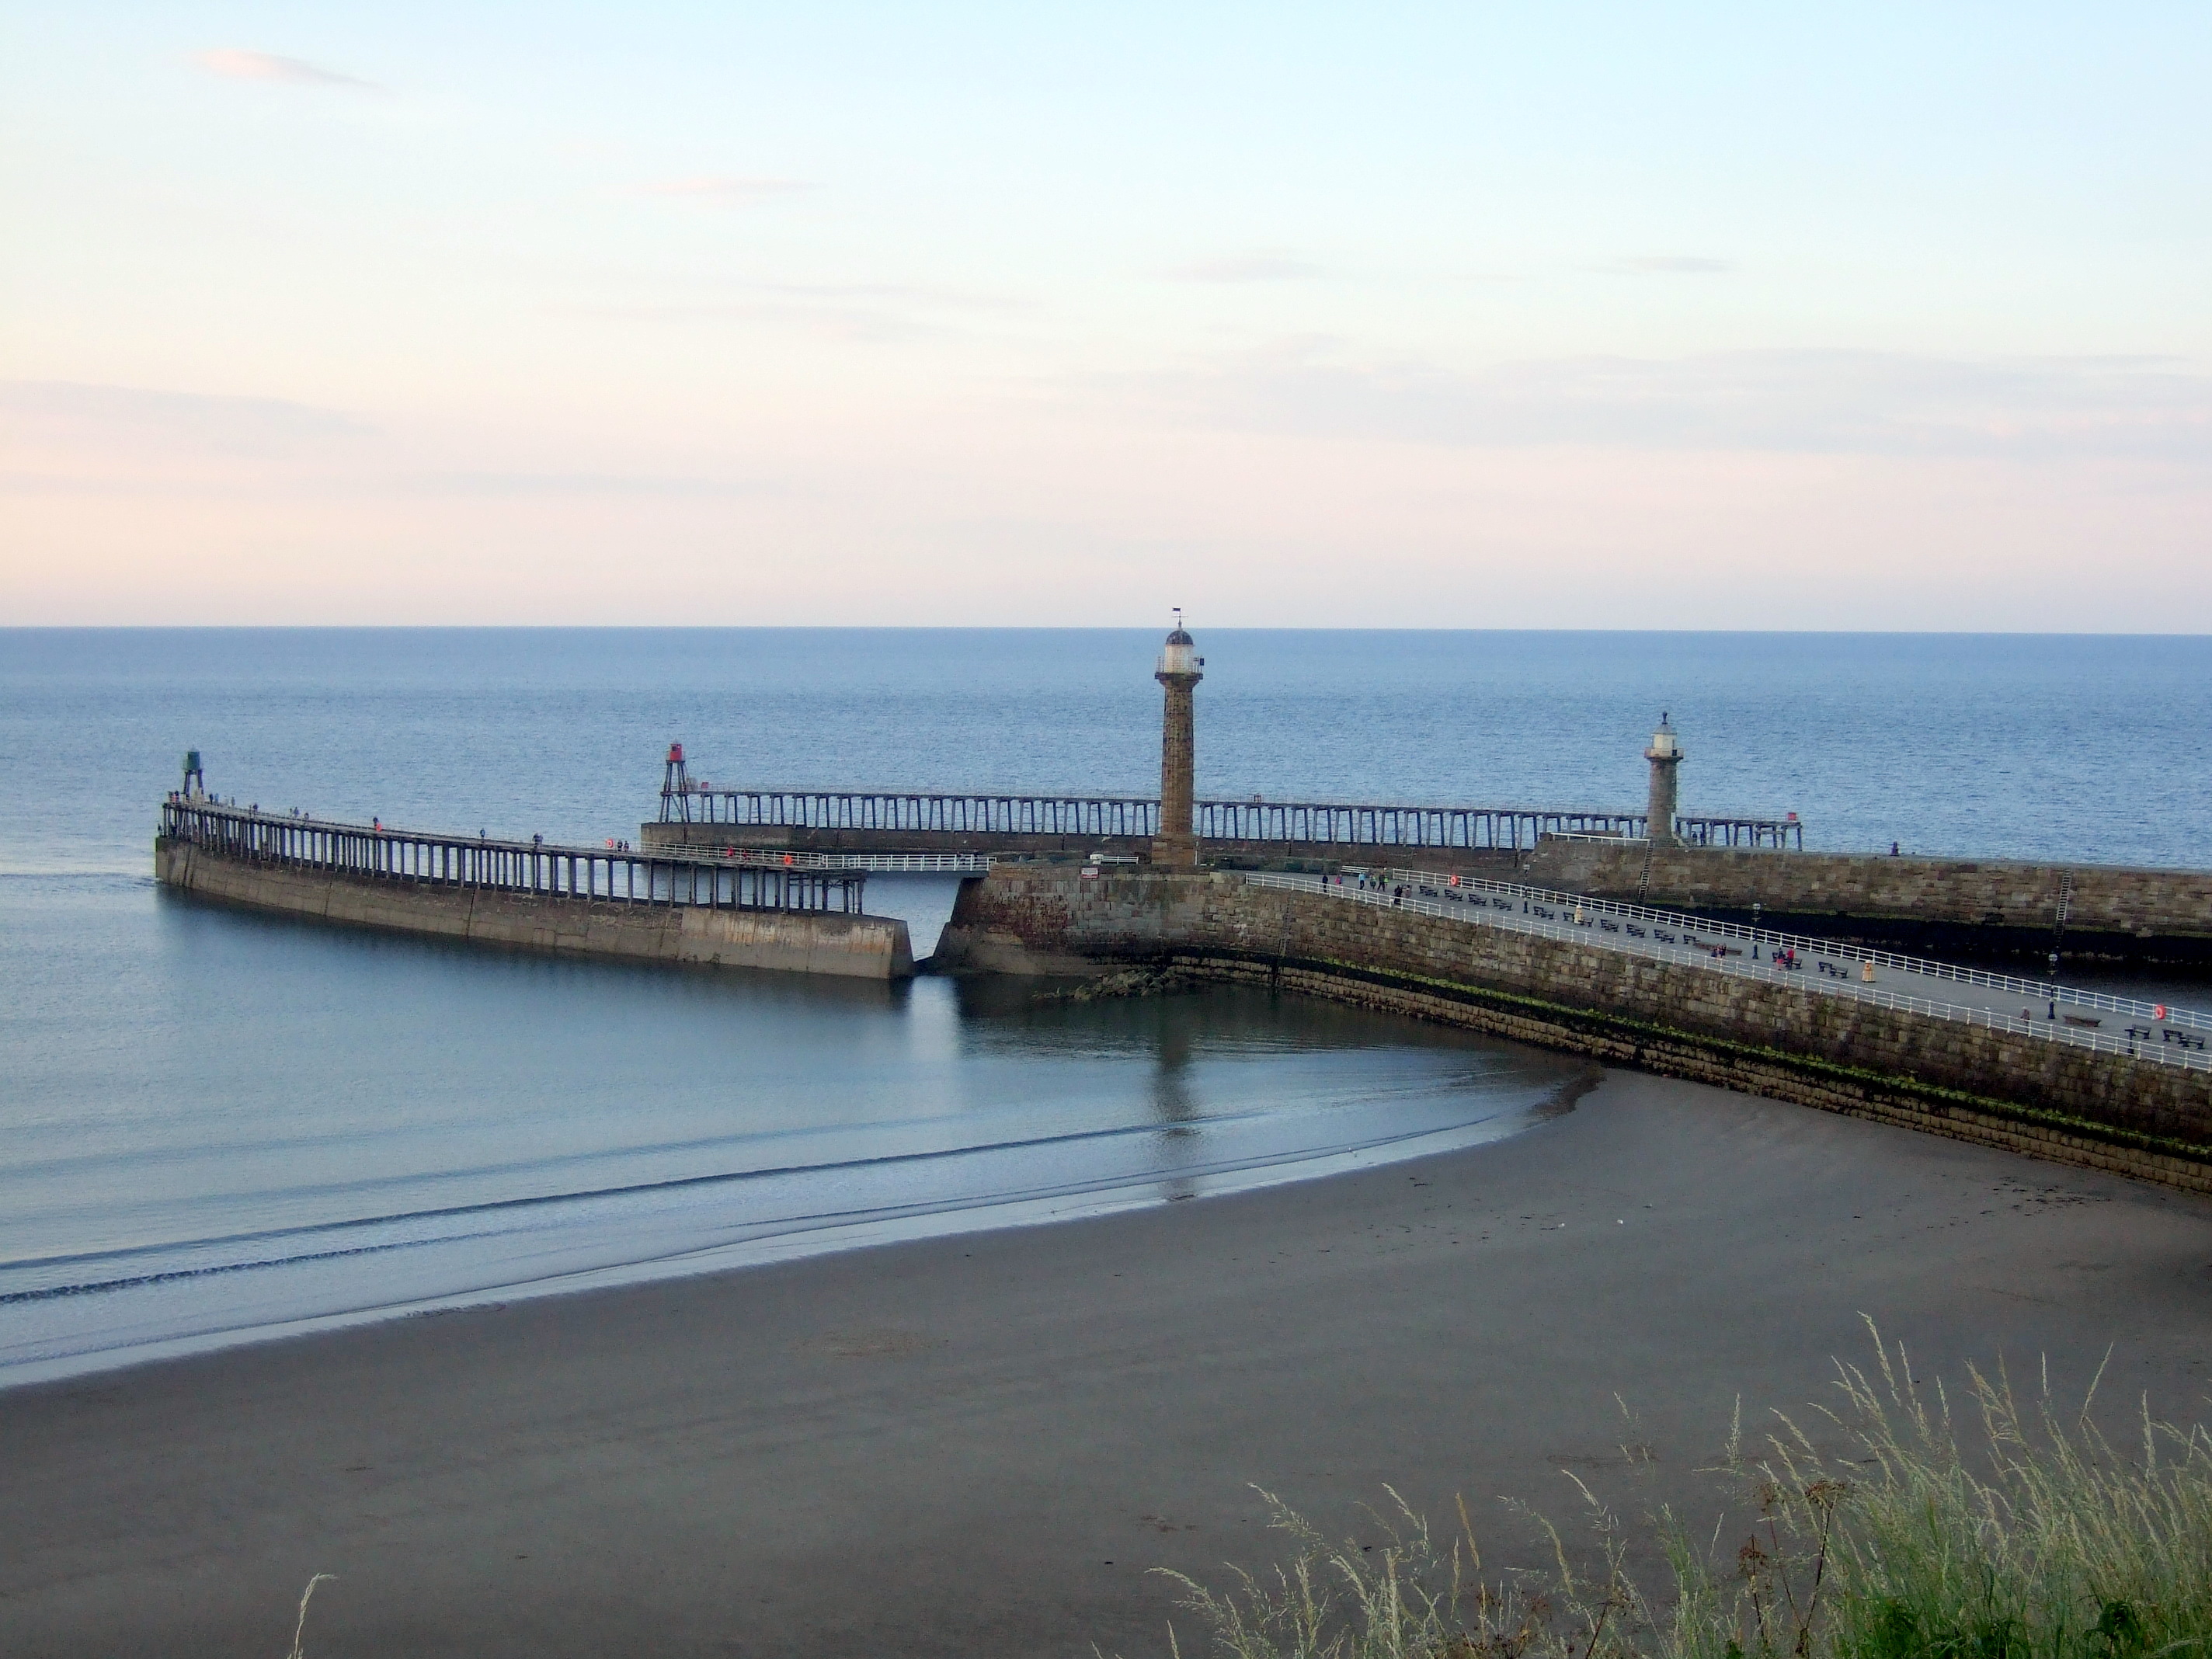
[5,1069,2210,1658]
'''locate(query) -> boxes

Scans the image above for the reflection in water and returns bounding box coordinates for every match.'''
[957,974,1560,1204]
[1150,1007,1200,1202]
[3,879,1579,1386]
[1151,1014,1198,1136]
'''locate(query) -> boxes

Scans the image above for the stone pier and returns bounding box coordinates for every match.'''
[156,812,913,981]
[1521,840,2212,966]
[935,864,2212,1192]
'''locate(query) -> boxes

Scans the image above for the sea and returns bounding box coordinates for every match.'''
[4,628,2209,1386]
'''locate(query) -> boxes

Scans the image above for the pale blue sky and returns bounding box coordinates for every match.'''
[5,3,2208,625]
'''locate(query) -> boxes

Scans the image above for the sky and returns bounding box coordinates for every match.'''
[4,2,2210,628]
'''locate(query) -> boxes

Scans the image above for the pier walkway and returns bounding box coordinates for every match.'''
[1248,868,2212,1071]
[649,782,1803,857]
[648,843,996,875]
[159,799,872,913]
[155,797,914,979]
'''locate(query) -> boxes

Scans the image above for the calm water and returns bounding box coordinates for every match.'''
[2,629,2207,1384]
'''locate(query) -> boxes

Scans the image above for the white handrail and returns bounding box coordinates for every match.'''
[1240,871,2212,1074]
[1346,865,2212,1032]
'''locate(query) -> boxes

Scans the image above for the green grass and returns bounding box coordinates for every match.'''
[1148,1330,2212,1659]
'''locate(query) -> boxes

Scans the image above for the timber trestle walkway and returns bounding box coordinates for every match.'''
[159,798,871,913]
[656,784,1803,851]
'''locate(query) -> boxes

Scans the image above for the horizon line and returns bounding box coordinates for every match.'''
[4,623,2211,639]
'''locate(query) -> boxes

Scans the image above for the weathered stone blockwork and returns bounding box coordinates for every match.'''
[1523,840,2212,960]
[937,866,2212,1191]
[157,838,914,979]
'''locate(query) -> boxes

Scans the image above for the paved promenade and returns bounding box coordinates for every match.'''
[1260,868,2212,1069]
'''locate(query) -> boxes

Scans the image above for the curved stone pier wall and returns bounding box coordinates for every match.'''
[937,866,2212,1191]
[157,838,915,980]
[1522,840,2212,964]
[646,824,2212,962]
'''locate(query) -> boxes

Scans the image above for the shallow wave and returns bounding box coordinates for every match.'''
[2,1107,1303,1292]
[0,1097,1549,1382]
[0,861,1577,1386]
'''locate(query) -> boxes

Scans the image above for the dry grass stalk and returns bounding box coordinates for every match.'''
[1150,1327,2212,1659]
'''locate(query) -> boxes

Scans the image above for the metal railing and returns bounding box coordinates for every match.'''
[1240,871,2211,1070]
[663,788,1160,838]
[1546,816,1807,849]
[659,784,1804,851]
[1350,864,2212,1033]
[159,798,870,913]
[649,842,996,875]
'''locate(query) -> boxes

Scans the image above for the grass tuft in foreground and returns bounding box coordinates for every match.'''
[1154,1330,2212,1659]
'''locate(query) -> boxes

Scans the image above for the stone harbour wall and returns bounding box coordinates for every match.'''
[156,837,915,980]
[1522,840,2212,954]
[937,865,2212,1191]
[646,823,2212,958]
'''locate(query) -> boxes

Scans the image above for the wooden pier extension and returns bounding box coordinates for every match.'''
[157,800,913,980]
[642,784,1803,863]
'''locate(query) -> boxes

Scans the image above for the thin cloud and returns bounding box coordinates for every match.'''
[1087,348,2212,461]
[400,471,799,500]
[594,299,933,344]
[193,49,381,90]
[635,176,814,204]
[729,279,1019,312]
[1598,256,1735,275]
[596,296,951,345]
[1164,250,1324,283]
[588,276,1021,343]
[0,381,370,454]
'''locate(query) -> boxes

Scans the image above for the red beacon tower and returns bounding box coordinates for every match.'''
[662,743,694,822]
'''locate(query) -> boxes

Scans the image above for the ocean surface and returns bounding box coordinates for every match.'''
[3,629,2209,1386]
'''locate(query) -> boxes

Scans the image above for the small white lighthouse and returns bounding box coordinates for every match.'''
[1644,713,1683,847]
[1152,612,1204,867]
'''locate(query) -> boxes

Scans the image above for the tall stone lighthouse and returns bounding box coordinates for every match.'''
[1644,712,1683,847]
[1152,613,1204,867]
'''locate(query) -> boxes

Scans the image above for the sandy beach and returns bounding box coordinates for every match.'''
[5,1066,2210,1658]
